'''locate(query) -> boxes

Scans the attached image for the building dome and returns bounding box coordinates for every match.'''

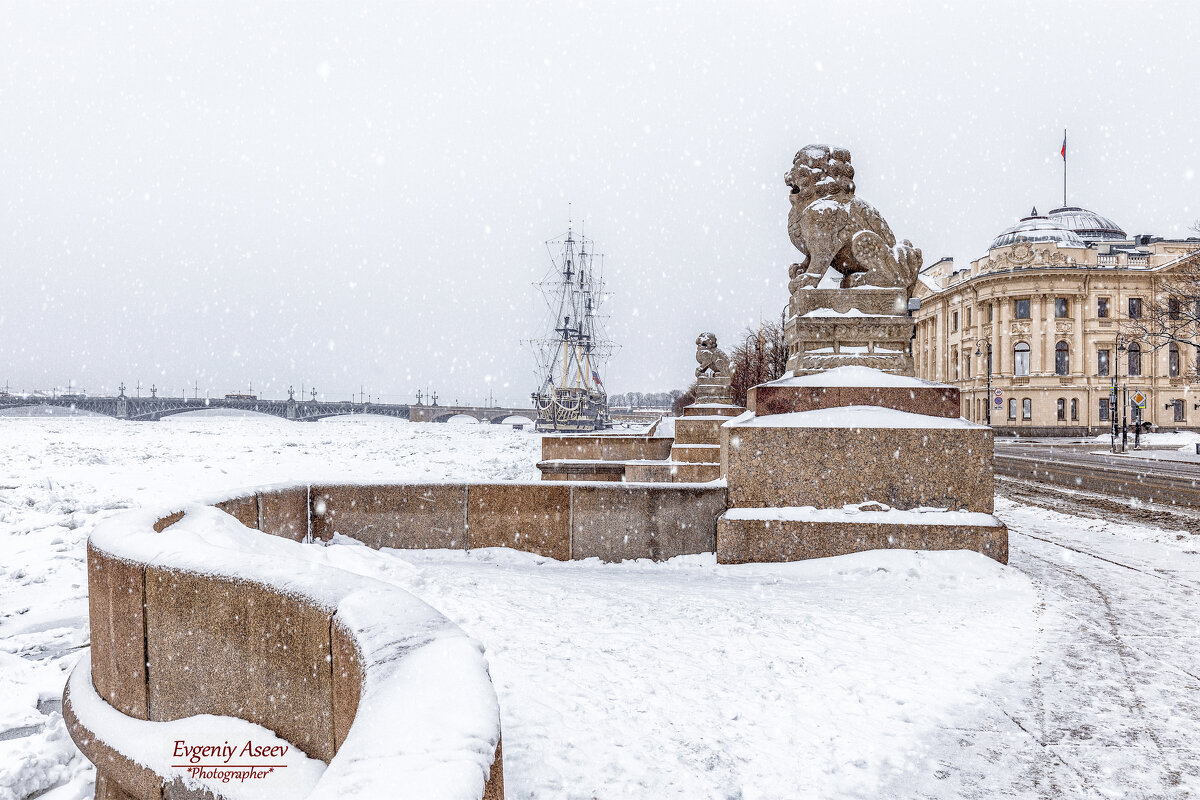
[990,208,1087,250]
[1045,206,1126,242]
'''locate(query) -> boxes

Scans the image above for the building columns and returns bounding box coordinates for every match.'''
[1074,292,1086,379]
[991,296,1002,377]
[1032,295,1046,375]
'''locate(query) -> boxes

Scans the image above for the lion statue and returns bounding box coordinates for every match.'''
[695,332,730,378]
[785,144,922,292]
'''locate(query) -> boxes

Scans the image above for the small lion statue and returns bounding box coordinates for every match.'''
[785,144,922,292]
[695,332,730,378]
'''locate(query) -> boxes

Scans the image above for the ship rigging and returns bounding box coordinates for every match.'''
[526,225,618,432]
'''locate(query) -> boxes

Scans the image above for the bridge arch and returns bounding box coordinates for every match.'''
[432,412,484,424]
[298,410,411,422]
[149,405,290,422]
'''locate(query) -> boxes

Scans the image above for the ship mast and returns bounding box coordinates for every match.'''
[525,220,619,432]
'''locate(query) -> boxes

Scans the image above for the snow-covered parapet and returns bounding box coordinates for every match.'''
[66,502,504,800]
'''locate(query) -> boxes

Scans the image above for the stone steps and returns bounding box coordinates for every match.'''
[673,417,725,446]
[682,404,744,418]
[716,512,1008,564]
[624,462,722,483]
[670,443,722,463]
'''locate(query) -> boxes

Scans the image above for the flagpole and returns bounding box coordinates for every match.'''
[1063,128,1067,207]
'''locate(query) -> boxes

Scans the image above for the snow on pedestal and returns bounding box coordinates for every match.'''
[717,367,1008,564]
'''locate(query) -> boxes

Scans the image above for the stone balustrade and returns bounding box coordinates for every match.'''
[66,480,728,799]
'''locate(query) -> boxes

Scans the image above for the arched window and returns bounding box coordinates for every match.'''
[1022,398,1032,420]
[1070,398,1078,420]
[1014,342,1031,376]
[1128,342,1142,377]
[1008,398,1016,420]
[1056,398,1066,421]
[1169,343,1180,377]
[1055,341,1069,376]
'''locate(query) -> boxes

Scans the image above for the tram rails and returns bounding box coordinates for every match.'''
[993,446,1200,509]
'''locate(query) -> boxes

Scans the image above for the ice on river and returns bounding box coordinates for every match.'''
[1,415,1196,799]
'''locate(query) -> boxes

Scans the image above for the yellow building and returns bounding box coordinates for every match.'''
[913,206,1200,435]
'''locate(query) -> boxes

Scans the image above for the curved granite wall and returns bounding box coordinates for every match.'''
[68,480,728,800]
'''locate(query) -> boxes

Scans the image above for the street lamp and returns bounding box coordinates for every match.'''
[1113,335,1128,453]
[974,339,992,426]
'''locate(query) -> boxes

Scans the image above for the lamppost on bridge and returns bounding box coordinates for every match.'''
[416,389,423,406]
[118,383,126,399]
[288,385,295,401]
[150,384,157,398]
[973,339,993,426]
[431,391,438,406]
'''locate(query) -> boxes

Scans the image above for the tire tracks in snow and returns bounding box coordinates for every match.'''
[1008,532,1190,795]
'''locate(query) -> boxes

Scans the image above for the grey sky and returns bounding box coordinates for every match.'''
[2,1,1196,405]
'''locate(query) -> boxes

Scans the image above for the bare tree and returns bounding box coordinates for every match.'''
[671,382,697,416]
[1120,225,1200,376]
[729,310,789,407]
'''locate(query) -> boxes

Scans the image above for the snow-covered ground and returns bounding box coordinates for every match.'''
[1,416,1197,798]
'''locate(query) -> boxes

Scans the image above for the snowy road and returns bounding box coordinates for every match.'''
[987,496,1200,799]
[0,415,1197,799]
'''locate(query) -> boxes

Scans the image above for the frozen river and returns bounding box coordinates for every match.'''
[0,415,1196,799]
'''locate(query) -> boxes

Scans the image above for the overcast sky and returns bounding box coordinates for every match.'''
[2,1,1196,404]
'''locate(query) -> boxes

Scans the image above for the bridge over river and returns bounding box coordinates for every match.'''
[0,393,537,425]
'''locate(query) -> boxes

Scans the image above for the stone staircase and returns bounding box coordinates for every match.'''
[625,403,744,483]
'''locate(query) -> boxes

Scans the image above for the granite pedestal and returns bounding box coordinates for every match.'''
[717,366,1008,564]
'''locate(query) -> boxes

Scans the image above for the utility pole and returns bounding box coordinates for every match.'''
[1122,384,1129,453]
[980,340,992,426]
[1111,340,1119,453]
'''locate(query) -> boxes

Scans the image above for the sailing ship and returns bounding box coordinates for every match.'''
[527,225,617,432]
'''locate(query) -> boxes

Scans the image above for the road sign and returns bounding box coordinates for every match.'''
[1132,391,1147,409]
